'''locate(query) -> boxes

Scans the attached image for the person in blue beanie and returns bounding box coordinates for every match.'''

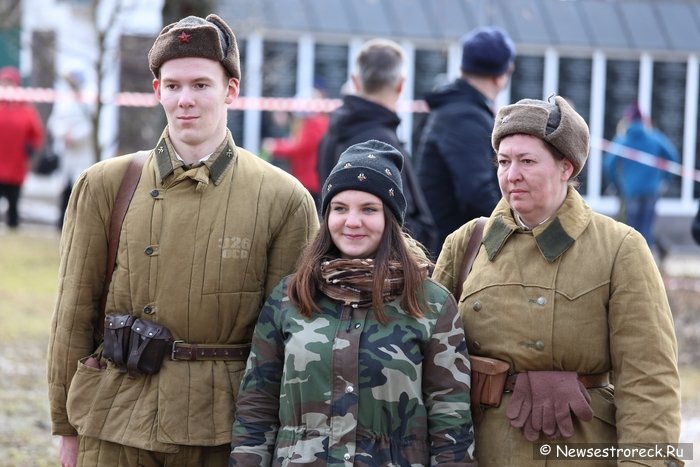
[604,102,680,249]
[416,26,516,258]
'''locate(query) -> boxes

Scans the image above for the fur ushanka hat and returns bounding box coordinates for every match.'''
[321,140,406,225]
[148,14,240,80]
[491,95,590,177]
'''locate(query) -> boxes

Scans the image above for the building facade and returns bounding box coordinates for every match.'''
[6,0,699,217]
[218,0,700,217]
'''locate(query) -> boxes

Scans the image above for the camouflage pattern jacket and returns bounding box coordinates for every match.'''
[230,275,477,466]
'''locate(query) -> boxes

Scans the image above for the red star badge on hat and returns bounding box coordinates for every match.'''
[178,32,191,44]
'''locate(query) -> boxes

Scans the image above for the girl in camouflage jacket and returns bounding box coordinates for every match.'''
[230,140,477,466]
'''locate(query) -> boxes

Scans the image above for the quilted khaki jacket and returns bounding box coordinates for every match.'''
[433,188,682,467]
[47,129,319,452]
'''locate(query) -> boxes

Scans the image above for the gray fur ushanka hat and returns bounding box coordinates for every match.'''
[491,95,590,176]
[148,14,240,80]
[321,140,406,224]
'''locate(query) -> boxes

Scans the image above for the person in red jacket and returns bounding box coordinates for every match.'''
[263,87,329,207]
[0,66,44,229]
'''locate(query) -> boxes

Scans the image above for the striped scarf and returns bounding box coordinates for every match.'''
[318,258,405,307]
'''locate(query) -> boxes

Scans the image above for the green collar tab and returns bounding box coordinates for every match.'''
[483,188,589,262]
[153,128,237,185]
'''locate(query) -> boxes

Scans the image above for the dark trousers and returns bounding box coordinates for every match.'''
[624,193,658,248]
[58,181,72,229]
[0,182,21,228]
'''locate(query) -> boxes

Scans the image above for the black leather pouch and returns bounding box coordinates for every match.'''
[102,313,135,369]
[126,318,172,377]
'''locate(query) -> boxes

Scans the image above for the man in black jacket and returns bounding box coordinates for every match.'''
[317,39,437,254]
[417,26,515,257]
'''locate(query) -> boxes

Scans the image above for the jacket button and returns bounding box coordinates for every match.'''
[536,296,546,305]
[535,340,545,350]
[472,301,482,312]
[150,189,159,198]
[143,305,153,315]
[472,341,481,350]
[144,246,154,255]
[343,453,351,461]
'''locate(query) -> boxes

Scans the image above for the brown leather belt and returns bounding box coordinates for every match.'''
[170,341,251,361]
[504,372,610,392]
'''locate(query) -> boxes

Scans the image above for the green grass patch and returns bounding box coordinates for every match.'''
[0,230,60,341]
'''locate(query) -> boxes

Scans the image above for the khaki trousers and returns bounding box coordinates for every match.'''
[78,436,230,467]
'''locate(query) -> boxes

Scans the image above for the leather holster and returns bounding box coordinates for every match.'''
[103,313,135,370]
[470,355,510,422]
[126,318,172,378]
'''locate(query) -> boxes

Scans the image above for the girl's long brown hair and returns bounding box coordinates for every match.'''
[288,207,430,324]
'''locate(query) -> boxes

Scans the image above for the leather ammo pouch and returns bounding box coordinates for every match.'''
[126,318,172,377]
[470,355,510,408]
[102,313,135,369]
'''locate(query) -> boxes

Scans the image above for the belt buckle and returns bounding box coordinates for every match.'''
[171,340,185,360]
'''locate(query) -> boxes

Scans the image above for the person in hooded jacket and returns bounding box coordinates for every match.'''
[603,102,679,249]
[317,38,437,255]
[48,69,95,230]
[231,139,476,466]
[417,26,515,257]
[263,85,329,207]
[0,66,44,229]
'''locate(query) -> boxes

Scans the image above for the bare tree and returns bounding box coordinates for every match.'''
[39,0,216,162]
[86,0,133,163]
[0,0,22,66]
[162,0,215,25]
[0,0,20,27]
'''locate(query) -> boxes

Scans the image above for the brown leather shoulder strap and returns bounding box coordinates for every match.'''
[455,217,487,301]
[95,151,149,344]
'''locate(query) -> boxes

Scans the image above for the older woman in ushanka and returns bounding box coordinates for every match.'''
[433,96,683,467]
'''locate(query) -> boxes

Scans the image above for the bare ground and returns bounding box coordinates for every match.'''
[0,339,56,467]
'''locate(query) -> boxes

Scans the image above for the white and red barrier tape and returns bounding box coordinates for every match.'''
[1,85,347,111]
[3,85,699,182]
[1,85,430,112]
[595,139,700,183]
[0,86,59,103]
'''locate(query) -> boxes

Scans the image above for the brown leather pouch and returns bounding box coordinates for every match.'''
[102,313,135,369]
[470,355,510,420]
[126,318,172,377]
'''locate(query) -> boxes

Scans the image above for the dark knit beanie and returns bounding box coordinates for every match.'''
[492,95,590,177]
[461,26,515,76]
[321,140,406,224]
[148,14,240,80]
